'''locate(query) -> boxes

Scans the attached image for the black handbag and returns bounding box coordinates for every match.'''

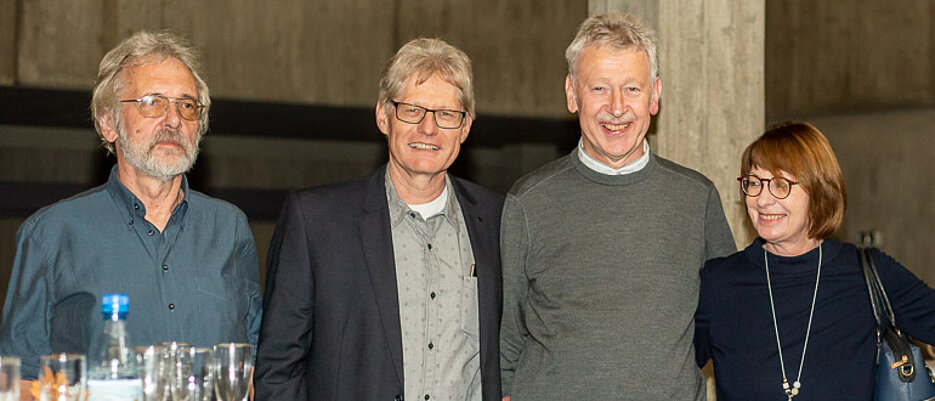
[858,247,935,401]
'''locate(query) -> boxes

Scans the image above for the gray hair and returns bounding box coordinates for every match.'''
[565,13,658,89]
[91,31,210,154]
[378,38,475,118]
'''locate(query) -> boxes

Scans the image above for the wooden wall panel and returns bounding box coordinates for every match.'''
[767,0,935,121]
[0,0,15,85]
[398,0,586,118]
[17,0,105,89]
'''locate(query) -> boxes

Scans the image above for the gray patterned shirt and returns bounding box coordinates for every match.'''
[385,172,481,401]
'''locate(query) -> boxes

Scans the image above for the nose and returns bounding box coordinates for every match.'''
[162,101,183,129]
[417,111,439,136]
[610,88,625,117]
[754,188,777,207]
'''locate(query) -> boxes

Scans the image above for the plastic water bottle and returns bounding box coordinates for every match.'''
[87,293,143,401]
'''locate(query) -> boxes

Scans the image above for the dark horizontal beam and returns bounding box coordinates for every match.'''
[0,86,579,148]
[0,181,288,221]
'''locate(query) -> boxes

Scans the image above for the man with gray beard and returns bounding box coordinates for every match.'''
[0,31,262,386]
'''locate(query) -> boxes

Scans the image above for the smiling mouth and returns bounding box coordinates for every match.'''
[409,142,440,151]
[759,213,785,221]
[602,122,631,131]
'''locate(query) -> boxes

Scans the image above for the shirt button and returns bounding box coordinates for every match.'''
[168,303,175,310]
[424,395,430,400]
[430,292,436,299]
[128,220,134,226]
[427,243,433,250]
[134,204,140,210]
[427,342,434,350]
[147,229,154,236]
[162,264,169,271]
[409,212,416,218]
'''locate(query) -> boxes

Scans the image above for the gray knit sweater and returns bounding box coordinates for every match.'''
[500,150,736,400]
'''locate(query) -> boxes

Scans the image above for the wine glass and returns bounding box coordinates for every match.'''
[172,347,215,401]
[0,356,20,401]
[135,345,171,401]
[38,353,85,401]
[212,343,252,401]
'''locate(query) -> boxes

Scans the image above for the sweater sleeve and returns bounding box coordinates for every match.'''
[873,248,935,344]
[703,185,737,260]
[499,193,530,397]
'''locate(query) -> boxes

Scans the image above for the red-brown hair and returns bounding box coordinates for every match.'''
[740,121,847,239]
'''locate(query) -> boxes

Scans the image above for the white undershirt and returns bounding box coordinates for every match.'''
[407,185,449,218]
[577,138,651,175]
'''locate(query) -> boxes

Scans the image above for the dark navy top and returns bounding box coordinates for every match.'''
[0,165,262,379]
[695,238,935,401]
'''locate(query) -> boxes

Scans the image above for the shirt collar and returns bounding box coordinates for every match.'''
[384,169,461,227]
[577,138,651,175]
[105,164,190,225]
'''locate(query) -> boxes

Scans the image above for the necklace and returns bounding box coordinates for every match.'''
[764,244,822,400]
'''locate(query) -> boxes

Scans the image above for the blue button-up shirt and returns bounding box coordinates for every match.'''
[0,165,262,379]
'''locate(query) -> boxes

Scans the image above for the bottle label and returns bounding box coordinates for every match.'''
[86,379,143,401]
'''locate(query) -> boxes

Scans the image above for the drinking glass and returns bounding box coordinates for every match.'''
[0,356,20,401]
[38,353,85,401]
[136,345,171,401]
[212,343,252,401]
[172,347,214,401]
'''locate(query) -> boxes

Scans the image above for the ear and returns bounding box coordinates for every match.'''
[564,75,579,114]
[650,77,662,116]
[458,115,473,144]
[375,102,390,136]
[100,113,119,143]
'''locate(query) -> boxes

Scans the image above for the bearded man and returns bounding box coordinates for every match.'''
[0,31,262,384]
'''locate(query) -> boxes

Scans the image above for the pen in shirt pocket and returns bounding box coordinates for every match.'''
[469,263,476,277]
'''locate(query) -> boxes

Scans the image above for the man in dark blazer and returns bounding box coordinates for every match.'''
[254,38,503,401]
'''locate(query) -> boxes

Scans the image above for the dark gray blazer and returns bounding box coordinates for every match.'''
[254,165,504,401]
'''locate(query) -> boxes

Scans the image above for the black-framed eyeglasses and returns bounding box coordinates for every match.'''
[119,95,204,121]
[391,100,466,129]
[738,175,799,199]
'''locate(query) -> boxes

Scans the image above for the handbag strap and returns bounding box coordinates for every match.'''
[859,247,920,381]
[860,247,898,327]
[859,246,884,330]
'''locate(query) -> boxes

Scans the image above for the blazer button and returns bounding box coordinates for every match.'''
[394,395,403,401]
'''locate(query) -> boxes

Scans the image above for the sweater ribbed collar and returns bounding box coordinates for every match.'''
[570,147,656,186]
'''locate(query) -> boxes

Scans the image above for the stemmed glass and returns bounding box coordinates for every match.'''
[0,356,20,401]
[172,347,215,401]
[212,343,252,401]
[135,345,171,401]
[38,353,85,401]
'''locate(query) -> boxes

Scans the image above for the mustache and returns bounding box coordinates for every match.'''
[149,129,188,150]
[597,112,636,123]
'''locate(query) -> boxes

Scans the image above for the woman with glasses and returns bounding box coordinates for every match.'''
[694,121,935,400]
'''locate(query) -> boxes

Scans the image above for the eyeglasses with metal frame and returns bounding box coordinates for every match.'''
[391,100,466,129]
[738,175,799,199]
[119,95,204,121]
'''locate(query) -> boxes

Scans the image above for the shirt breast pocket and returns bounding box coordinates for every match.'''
[460,276,480,340]
[193,273,244,335]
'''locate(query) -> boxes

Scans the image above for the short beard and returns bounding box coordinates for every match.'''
[117,123,201,182]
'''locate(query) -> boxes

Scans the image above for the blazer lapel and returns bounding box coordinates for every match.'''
[358,167,405,386]
[452,179,500,375]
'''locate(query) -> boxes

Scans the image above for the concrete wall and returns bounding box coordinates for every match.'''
[766,0,935,120]
[6,0,585,117]
[811,109,935,285]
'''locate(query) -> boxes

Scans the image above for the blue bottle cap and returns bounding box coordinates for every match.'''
[101,293,129,314]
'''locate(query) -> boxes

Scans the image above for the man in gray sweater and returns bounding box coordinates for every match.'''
[499,13,736,400]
